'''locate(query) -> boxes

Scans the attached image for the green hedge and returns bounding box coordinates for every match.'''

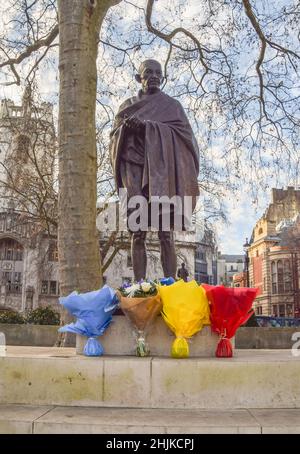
[26,306,60,325]
[0,306,60,326]
[0,310,25,324]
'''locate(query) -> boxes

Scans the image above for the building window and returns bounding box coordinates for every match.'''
[196,262,207,274]
[0,239,23,261]
[271,261,277,294]
[6,217,11,231]
[41,280,59,296]
[195,272,201,283]
[284,259,292,292]
[15,246,23,261]
[13,272,21,282]
[1,272,12,288]
[127,252,132,268]
[277,260,284,294]
[263,277,266,292]
[1,272,21,293]
[41,281,48,294]
[279,304,285,317]
[196,251,205,261]
[272,305,278,317]
[49,280,57,295]
[16,134,30,163]
[287,304,293,317]
[6,247,13,260]
[12,272,22,293]
[48,242,58,262]
[258,227,263,235]
[256,306,262,315]
[271,259,293,295]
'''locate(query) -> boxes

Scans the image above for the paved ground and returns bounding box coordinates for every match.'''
[1,404,300,434]
[5,345,297,361]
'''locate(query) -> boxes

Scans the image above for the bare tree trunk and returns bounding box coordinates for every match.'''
[57,0,115,344]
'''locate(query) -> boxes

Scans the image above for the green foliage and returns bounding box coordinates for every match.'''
[0,310,25,324]
[245,311,258,327]
[25,306,60,325]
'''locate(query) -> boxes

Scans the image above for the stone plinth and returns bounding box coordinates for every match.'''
[1,347,300,409]
[76,315,221,357]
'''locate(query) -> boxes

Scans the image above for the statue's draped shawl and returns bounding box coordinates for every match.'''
[110,91,200,219]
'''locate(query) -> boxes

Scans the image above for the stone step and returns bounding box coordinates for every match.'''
[1,405,300,434]
[1,347,300,409]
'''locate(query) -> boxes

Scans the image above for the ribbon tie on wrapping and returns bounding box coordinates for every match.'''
[171,336,189,358]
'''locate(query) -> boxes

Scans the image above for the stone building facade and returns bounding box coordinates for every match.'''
[233,271,247,288]
[194,227,218,285]
[217,254,244,286]
[248,187,300,317]
[0,98,60,313]
[0,211,60,312]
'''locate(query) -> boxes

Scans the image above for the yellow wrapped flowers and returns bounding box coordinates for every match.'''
[158,280,210,358]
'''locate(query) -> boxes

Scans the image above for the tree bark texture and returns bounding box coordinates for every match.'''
[58,0,111,296]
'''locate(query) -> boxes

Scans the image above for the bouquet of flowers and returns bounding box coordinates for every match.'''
[58,285,119,356]
[118,280,162,356]
[202,284,257,357]
[158,279,211,358]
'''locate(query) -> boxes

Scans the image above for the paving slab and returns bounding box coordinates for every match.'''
[2,404,300,434]
[33,406,260,434]
[0,404,53,434]
[250,409,300,434]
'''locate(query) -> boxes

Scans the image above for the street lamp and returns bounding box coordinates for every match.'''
[243,237,250,287]
[243,238,258,327]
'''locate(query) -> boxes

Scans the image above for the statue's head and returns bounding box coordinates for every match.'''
[135,59,163,94]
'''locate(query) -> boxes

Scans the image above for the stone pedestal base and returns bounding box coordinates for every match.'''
[76,315,225,357]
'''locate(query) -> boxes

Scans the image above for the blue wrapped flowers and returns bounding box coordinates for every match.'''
[58,285,119,356]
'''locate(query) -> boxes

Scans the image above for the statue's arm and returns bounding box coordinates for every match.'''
[123,116,146,135]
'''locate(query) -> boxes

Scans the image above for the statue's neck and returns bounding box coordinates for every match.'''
[141,88,160,95]
[139,89,161,99]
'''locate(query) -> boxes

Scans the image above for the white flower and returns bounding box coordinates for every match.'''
[126,283,140,297]
[141,282,152,293]
[124,286,133,295]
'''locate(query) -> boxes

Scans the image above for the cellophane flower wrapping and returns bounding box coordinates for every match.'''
[58,285,119,356]
[159,277,176,286]
[202,284,258,358]
[118,281,162,357]
[158,280,211,358]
